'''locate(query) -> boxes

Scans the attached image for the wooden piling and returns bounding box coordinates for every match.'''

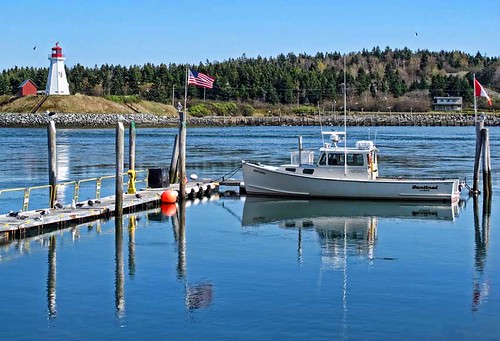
[178,112,187,201]
[115,122,124,217]
[129,121,136,171]
[472,118,484,194]
[47,120,57,207]
[481,128,492,197]
[169,134,180,184]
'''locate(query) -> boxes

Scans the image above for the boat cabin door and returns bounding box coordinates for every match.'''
[368,151,378,180]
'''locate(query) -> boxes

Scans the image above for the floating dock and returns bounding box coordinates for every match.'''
[0,181,220,240]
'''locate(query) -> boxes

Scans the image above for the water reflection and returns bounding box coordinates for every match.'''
[172,200,214,310]
[472,195,491,312]
[47,235,56,320]
[243,197,461,262]
[174,201,186,280]
[0,198,218,319]
[0,193,480,325]
[242,196,466,336]
[242,197,461,227]
[115,218,125,320]
[128,216,136,278]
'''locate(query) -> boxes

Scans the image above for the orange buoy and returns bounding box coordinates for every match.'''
[161,190,178,203]
[161,203,177,217]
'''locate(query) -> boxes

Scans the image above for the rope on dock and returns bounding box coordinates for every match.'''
[212,165,243,182]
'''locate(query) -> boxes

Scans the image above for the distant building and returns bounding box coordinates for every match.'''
[18,79,38,97]
[433,97,462,111]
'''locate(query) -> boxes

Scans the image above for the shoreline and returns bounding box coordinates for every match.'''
[0,112,499,128]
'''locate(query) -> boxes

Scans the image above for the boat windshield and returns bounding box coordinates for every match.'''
[318,152,365,166]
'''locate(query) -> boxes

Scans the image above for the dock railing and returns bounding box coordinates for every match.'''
[0,170,149,212]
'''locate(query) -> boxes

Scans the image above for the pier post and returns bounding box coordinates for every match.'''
[127,121,137,194]
[169,134,179,184]
[116,122,124,217]
[129,121,136,171]
[481,128,492,197]
[472,116,484,194]
[178,111,187,201]
[47,120,57,207]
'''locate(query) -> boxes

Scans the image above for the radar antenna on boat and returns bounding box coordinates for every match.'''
[319,102,325,146]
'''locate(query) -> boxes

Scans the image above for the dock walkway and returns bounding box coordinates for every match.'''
[0,181,218,239]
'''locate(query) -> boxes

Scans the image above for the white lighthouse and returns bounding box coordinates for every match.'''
[45,42,70,95]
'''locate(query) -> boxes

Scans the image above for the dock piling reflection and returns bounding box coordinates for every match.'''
[472,195,491,312]
[128,216,136,278]
[175,200,186,280]
[47,235,57,320]
[115,218,125,319]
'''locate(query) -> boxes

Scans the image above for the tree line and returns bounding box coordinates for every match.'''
[1,46,498,111]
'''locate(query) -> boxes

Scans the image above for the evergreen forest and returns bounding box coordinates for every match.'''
[1,46,498,113]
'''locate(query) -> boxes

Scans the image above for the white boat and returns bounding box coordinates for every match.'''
[242,131,462,202]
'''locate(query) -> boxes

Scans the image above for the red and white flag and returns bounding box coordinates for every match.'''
[475,79,492,106]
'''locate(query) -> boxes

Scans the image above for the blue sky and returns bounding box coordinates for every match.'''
[1,0,498,70]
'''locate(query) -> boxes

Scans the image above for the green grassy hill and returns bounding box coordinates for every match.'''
[0,94,178,116]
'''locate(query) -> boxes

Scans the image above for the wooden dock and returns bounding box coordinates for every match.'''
[0,181,218,239]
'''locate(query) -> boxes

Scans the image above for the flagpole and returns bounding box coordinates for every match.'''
[473,73,477,121]
[343,54,347,177]
[472,73,483,195]
[184,68,188,116]
[178,67,189,201]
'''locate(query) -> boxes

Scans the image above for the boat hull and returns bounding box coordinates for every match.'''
[242,161,460,202]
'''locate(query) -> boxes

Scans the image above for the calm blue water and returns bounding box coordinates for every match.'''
[0,125,499,340]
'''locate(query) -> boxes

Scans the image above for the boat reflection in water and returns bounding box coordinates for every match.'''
[242,197,462,263]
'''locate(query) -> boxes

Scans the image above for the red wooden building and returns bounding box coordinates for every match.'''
[18,79,38,96]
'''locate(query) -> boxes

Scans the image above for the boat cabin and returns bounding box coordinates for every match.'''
[283,132,379,180]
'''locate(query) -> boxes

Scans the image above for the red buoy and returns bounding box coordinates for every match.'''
[161,190,178,203]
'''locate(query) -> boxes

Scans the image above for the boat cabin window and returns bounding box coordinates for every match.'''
[319,152,364,166]
[303,169,314,175]
[328,153,344,166]
[347,153,364,166]
[319,153,326,165]
[285,167,296,172]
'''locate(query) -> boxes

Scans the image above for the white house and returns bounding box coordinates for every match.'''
[433,97,462,111]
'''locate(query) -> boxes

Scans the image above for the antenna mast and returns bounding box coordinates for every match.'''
[343,55,347,176]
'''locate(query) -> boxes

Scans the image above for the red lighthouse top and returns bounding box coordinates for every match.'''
[51,42,63,58]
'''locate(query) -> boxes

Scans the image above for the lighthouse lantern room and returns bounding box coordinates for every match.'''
[45,42,70,95]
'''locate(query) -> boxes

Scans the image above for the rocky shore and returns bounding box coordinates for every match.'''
[0,112,498,127]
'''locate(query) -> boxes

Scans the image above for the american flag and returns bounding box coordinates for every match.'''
[188,69,215,89]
